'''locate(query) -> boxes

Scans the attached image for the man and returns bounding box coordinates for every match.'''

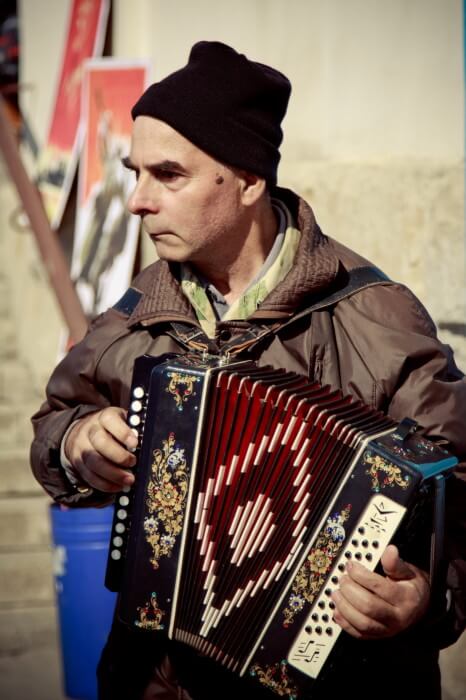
[31,42,466,700]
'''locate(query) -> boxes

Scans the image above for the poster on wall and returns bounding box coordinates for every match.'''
[36,0,110,229]
[70,58,150,320]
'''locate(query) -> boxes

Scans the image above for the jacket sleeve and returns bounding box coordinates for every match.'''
[30,308,132,508]
[335,282,466,647]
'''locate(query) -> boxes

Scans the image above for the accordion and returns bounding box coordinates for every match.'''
[106,353,456,698]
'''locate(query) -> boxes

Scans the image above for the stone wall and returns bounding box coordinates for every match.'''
[280,158,466,368]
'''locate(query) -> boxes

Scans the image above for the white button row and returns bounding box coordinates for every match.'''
[110,384,146,564]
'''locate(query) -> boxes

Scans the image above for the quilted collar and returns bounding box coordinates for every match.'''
[127,187,340,328]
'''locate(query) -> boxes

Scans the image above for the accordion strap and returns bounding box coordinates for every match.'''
[169,265,390,357]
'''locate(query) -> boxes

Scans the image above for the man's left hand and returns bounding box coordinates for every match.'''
[331,544,430,639]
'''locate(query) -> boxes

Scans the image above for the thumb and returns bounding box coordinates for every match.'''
[381,544,416,581]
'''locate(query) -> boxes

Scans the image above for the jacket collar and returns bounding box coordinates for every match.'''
[127,187,340,328]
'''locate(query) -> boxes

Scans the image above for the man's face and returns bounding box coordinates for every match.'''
[125,116,247,269]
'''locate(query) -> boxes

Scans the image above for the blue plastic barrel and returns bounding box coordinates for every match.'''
[50,504,117,700]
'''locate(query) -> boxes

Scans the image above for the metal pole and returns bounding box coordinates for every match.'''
[0,95,88,343]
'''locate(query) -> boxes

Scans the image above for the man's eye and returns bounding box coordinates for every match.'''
[157,170,180,181]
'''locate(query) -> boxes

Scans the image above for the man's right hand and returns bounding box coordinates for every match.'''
[64,407,138,492]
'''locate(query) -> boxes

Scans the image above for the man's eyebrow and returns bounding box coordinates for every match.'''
[154,160,188,173]
[121,156,188,173]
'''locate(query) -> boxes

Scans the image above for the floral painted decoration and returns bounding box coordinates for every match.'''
[134,591,165,630]
[144,432,188,569]
[166,371,200,410]
[249,659,298,699]
[282,505,351,627]
[363,451,411,493]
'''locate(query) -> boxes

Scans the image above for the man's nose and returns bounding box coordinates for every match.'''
[127,179,159,216]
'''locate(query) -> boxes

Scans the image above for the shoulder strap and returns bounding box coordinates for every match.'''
[112,287,143,316]
[280,264,390,330]
[169,266,390,357]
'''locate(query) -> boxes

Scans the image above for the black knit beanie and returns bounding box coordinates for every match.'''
[131,41,291,186]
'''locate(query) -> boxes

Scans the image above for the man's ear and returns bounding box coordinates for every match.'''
[237,170,267,205]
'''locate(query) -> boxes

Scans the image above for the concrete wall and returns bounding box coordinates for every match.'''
[0,1,464,698]
[114,0,463,160]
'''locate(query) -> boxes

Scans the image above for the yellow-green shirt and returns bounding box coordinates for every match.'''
[180,199,300,338]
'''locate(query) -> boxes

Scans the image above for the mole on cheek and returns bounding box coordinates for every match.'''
[215,175,224,185]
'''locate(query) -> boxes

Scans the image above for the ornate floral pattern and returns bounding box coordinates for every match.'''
[134,591,165,630]
[249,660,298,699]
[363,451,411,492]
[144,432,188,569]
[282,506,351,627]
[166,372,200,410]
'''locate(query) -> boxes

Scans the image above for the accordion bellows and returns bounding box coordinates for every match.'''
[106,353,456,699]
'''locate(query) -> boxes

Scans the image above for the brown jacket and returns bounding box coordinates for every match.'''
[31,188,466,496]
[31,189,466,696]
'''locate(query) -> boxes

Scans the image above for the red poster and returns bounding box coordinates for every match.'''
[36,0,109,228]
[71,59,150,319]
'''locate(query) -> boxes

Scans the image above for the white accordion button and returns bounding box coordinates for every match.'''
[131,400,143,413]
[133,386,144,399]
[113,536,124,547]
[119,495,130,506]
[117,509,127,520]
[111,550,122,560]
[129,415,141,426]
[115,523,125,534]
